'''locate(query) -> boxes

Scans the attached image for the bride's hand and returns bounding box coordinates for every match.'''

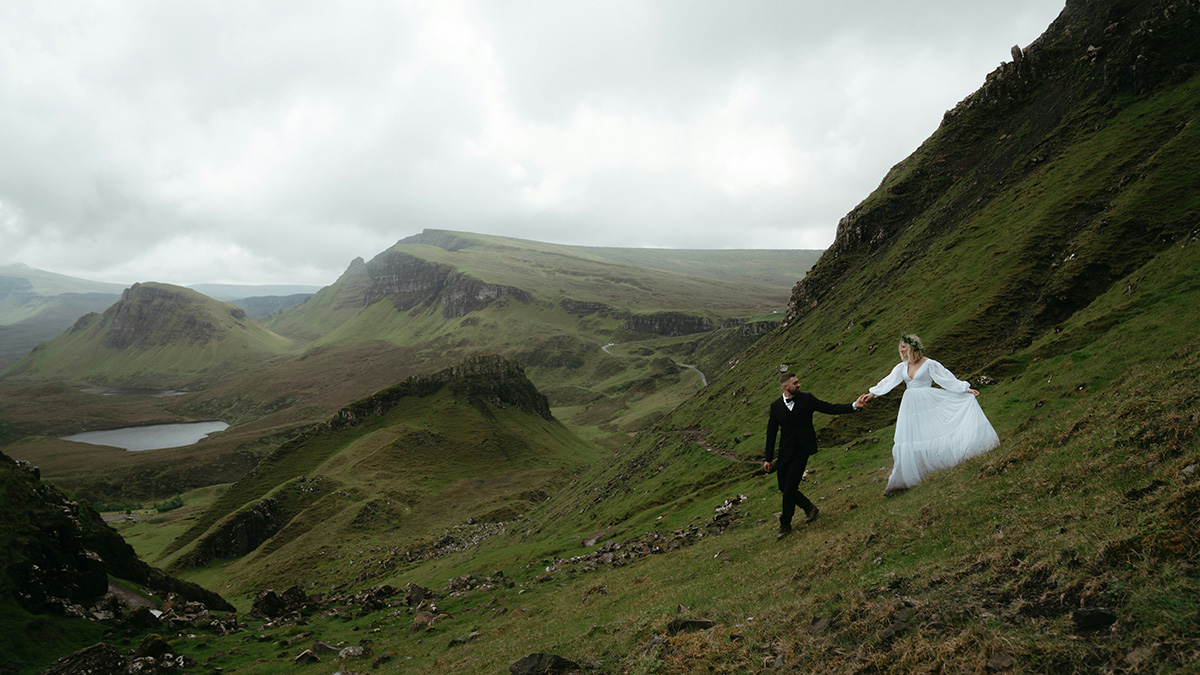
[968,388,980,396]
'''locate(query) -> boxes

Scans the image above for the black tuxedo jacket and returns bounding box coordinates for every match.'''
[764,393,857,464]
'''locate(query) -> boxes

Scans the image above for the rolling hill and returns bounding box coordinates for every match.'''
[4,0,1198,672]
[2,282,294,388]
[88,0,1194,671]
[0,265,124,369]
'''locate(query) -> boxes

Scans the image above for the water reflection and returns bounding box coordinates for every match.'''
[61,421,229,451]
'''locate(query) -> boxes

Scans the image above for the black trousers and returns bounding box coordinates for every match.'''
[776,455,814,530]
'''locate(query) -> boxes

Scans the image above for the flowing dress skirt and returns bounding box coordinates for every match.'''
[885,386,1000,492]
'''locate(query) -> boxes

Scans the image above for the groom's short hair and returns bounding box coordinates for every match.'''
[779,372,796,384]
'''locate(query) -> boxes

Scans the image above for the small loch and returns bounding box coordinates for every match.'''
[61,421,229,452]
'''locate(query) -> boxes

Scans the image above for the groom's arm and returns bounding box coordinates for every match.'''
[810,393,860,415]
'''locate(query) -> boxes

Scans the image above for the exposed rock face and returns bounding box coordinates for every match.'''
[331,355,553,429]
[181,497,284,568]
[362,250,531,318]
[559,299,613,315]
[509,653,582,674]
[623,311,714,336]
[0,451,233,618]
[102,283,220,349]
[40,642,126,675]
[784,0,1200,360]
[441,271,533,318]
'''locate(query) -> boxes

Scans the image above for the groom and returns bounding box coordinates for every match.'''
[764,371,868,540]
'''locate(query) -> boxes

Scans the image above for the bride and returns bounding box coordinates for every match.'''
[859,334,1000,495]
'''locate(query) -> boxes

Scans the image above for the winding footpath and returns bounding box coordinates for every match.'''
[602,342,708,386]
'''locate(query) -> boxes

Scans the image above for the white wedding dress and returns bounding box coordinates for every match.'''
[869,358,1000,492]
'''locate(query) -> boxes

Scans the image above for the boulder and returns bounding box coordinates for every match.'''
[509,653,581,674]
[40,643,126,675]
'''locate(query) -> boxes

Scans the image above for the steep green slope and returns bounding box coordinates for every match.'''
[12,1,1199,671]
[153,356,596,599]
[0,450,232,674]
[2,282,294,387]
[268,229,811,346]
[264,231,811,438]
[109,0,1198,672]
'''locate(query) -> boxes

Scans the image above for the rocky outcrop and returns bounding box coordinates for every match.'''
[331,355,553,429]
[784,0,1200,359]
[179,497,284,568]
[560,299,613,315]
[102,283,221,349]
[718,318,781,337]
[362,250,531,318]
[441,271,532,318]
[40,643,127,675]
[0,451,232,618]
[623,311,714,336]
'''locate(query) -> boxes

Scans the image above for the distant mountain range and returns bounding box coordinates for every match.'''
[5,1,1197,671]
[0,266,324,368]
[1,235,818,448]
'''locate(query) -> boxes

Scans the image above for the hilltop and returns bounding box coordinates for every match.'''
[264,229,817,437]
[82,0,1195,671]
[4,0,1199,672]
[146,356,595,599]
[2,282,293,388]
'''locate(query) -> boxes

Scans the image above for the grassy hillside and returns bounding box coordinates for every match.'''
[264,231,812,439]
[2,282,294,387]
[6,1,1199,671]
[146,357,597,597]
[86,0,1199,672]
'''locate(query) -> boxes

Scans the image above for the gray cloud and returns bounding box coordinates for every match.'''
[0,0,1065,286]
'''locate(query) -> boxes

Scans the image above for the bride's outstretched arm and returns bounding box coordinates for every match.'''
[868,362,905,397]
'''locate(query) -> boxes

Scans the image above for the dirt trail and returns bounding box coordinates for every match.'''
[108,580,155,609]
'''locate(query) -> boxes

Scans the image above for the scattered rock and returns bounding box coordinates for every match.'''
[294,649,320,664]
[117,606,161,634]
[808,616,830,636]
[338,645,371,659]
[510,652,582,674]
[411,611,436,629]
[449,631,482,647]
[135,633,174,659]
[987,652,1016,671]
[41,643,126,675]
[311,641,339,655]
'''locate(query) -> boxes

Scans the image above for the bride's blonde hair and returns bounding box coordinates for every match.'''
[900,334,925,362]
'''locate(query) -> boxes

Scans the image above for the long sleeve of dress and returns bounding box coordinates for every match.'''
[927,359,971,393]
[869,362,906,396]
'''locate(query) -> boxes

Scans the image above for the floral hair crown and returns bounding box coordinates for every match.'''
[900,334,923,352]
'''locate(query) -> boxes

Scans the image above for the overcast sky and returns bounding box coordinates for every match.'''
[0,1,1065,287]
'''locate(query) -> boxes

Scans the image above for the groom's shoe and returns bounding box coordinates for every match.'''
[776,526,792,540]
[804,505,820,524]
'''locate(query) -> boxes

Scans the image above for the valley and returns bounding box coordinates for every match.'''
[2,0,1199,672]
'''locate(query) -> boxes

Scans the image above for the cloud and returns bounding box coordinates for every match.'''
[0,0,1066,285]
